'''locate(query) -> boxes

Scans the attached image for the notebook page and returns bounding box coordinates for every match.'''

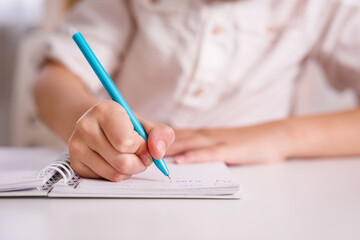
[50,162,240,197]
[0,171,43,192]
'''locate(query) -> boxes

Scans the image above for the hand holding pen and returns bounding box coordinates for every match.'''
[68,28,174,181]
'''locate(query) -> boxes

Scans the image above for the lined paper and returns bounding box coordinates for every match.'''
[50,162,240,198]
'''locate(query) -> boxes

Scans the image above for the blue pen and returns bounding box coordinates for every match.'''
[69,27,170,179]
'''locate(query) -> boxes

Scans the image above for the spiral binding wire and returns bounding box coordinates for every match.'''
[37,151,80,190]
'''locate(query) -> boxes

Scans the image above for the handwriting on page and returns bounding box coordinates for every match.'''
[71,162,238,196]
[167,179,202,188]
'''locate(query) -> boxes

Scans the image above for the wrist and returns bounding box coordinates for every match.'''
[263,119,294,160]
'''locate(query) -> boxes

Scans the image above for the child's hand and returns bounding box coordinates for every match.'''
[166,122,288,165]
[68,100,175,181]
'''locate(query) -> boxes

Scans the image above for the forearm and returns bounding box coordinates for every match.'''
[34,61,98,141]
[168,109,360,165]
[281,109,360,158]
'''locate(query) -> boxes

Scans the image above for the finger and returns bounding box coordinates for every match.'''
[82,148,131,182]
[80,118,152,169]
[171,129,196,141]
[81,128,148,175]
[140,118,175,160]
[105,153,148,175]
[77,117,118,157]
[87,133,150,174]
[173,145,224,164]
[69,138,130,182]
[94,101,142,153]
[70,158,100,179]
[166,130,215,156]
[134,139,153,167]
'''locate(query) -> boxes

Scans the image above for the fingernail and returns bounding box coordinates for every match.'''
[174,155,185,164]
[157,140,166,156]
[141,154,152,166]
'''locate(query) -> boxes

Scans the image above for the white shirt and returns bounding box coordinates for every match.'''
[43,0,360,128]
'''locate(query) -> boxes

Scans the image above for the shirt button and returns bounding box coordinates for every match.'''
[212,25,224,35]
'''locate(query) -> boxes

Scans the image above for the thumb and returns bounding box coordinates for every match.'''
[140,118,175,160]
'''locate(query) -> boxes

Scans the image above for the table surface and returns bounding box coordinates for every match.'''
[0,147,359,240]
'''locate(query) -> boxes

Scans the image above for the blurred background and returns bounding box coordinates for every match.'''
[0,0,78,147]
[0,0,357,147]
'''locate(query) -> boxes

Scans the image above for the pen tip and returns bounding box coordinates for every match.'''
[167,175,171,180]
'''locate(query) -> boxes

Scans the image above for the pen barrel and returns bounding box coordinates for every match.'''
[72,32,147,140]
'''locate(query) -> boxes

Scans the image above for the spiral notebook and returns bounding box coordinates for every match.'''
[0,151,240,199]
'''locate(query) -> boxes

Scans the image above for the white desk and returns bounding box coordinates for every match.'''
[0,147,359,240]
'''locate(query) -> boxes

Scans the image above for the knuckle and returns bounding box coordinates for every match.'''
[111,135,123,147]
[75,118,92,135]
[113,108,131,125]
[93,101,109,114]
[68,138,83,156]
[114,155,133,173]
[99,100,125,115]
[115,136,136,153]
[112,101,126,114]
[117,114,132,130]
[105,100,118,108]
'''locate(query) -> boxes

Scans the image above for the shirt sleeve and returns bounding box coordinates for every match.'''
[42,0,134,94]
[316,1,360,101]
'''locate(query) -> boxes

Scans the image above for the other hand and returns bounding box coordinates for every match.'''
[166,123,287,165]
